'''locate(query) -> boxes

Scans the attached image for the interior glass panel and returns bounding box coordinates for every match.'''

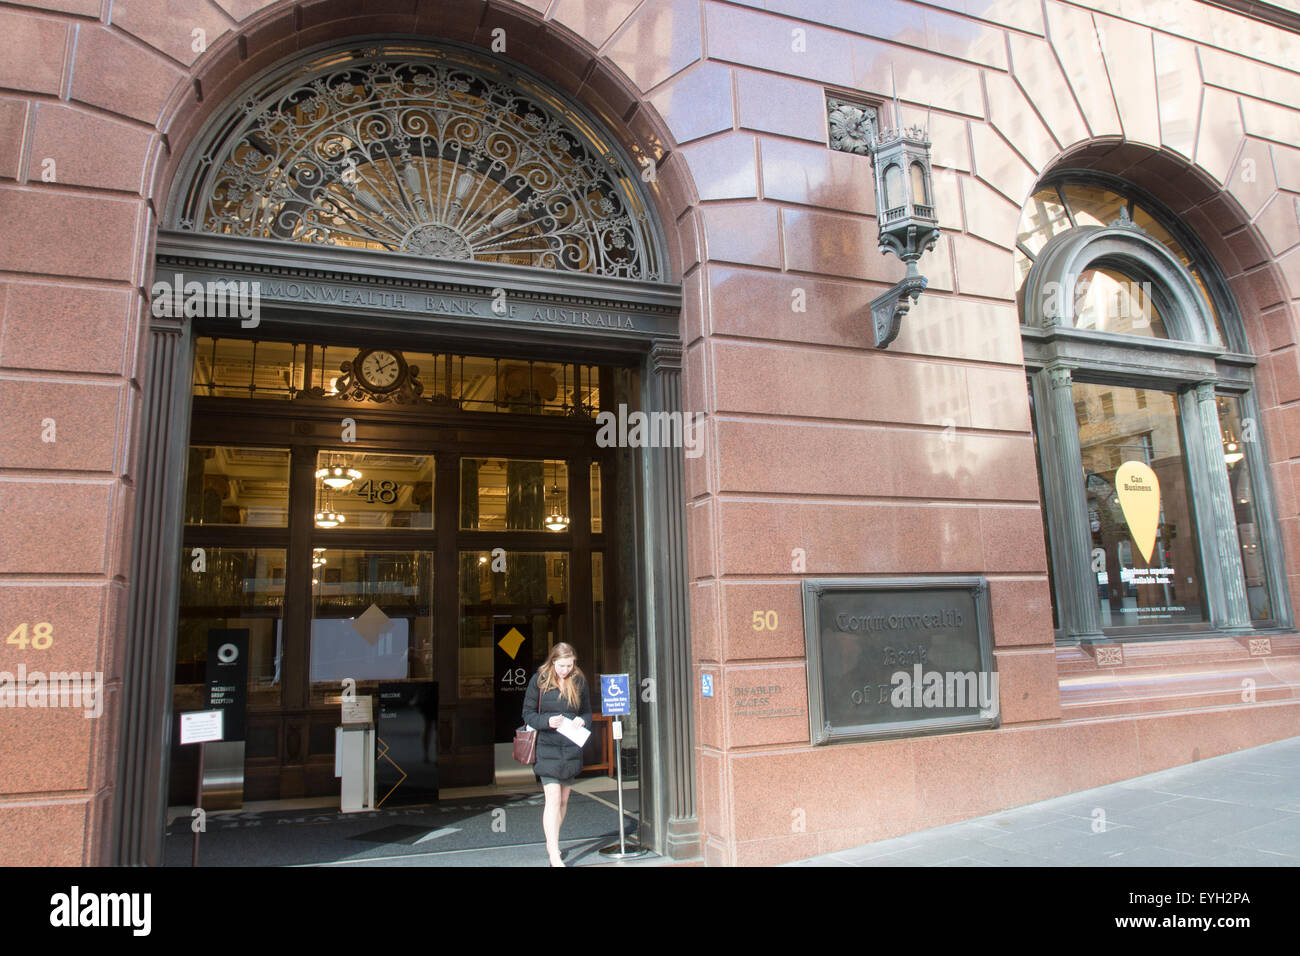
[1217,395,1274,623]
[1073,267,1168,338]
[308,549,434,706]
[175,547,287,713]
[458,550,569,700]
[185,445,290,526]
[1074,383,1206,628]
[460,457,568,531]
[313,451,434,530]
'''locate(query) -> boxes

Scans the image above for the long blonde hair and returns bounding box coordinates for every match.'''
[538,642,584,709]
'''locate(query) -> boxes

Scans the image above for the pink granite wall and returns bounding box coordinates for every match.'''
[0,0,1298,867]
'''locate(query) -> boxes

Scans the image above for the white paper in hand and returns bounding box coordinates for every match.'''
[557,716,591,747]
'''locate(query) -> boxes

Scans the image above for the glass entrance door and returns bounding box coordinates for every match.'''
[171,339,619,803]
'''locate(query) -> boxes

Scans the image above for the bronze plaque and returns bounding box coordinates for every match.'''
[803,577,997,744]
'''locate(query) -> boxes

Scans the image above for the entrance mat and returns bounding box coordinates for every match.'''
[349,824,441,845]
[164,789,641,867]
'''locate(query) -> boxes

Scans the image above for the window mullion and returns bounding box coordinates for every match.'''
[1042,364,1106,643]
[1233,388,1293,627]
[1184,383,1252,630]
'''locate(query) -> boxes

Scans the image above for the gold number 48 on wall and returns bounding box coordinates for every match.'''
[7,622,54,650]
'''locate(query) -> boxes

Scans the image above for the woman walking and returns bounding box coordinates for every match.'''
[522,642,592,867]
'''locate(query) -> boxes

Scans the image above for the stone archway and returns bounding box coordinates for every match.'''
[110,1,704,866]
[1037,142,1296,363]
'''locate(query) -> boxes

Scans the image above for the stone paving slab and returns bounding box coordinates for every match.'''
[787,735,1300,867]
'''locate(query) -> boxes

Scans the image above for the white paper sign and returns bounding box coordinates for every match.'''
[180,709,224,745]
[342,695,373,725]
[557,716,590,747]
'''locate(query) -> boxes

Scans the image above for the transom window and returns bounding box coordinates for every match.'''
[173,43,663,280]
[1020,173,1289,641]
[1015,182,1225,345]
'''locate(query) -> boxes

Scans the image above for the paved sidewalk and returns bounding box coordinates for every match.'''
[789,735,1300,866]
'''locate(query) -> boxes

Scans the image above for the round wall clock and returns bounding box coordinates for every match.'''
[355,348,406,394]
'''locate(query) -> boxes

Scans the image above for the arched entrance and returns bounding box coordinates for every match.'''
[114,36,696,864]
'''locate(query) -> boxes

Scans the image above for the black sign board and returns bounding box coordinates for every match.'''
[493,620,533,743]
[377,681,439,803]
[803,577,998,744]
[205,629,248,742]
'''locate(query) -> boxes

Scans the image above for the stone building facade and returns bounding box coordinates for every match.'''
[1,0,1298,867]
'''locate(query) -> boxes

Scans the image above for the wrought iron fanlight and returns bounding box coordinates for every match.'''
[174,45,662,281]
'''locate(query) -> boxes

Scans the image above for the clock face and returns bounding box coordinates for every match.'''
[358,350,402,391]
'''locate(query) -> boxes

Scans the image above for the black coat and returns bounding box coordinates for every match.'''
[522,671,592,781]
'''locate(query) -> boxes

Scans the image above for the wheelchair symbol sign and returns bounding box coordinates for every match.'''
[600,674,630,716]
[701,674,714,697]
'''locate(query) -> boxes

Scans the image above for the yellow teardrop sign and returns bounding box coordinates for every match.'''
[1116,461,1161,564]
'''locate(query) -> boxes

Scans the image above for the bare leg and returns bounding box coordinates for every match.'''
[559,783,571,828]
[542,782,563,865]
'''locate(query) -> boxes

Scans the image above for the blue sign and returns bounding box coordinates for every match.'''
[600,674,631,716]
[701,674,714,698]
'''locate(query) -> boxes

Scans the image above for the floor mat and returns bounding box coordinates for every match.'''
[166,789,642,867]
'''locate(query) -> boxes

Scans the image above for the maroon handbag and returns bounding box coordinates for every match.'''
[512,724,537,765]
[513,678,541,765]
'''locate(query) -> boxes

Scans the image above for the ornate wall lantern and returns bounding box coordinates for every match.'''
[867,95,940,348]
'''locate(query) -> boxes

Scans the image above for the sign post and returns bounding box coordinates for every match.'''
[179,709,224,866]
[596,674,646,860]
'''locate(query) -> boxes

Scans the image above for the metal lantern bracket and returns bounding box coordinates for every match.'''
[866,84,941,349]
[869,237,934,349]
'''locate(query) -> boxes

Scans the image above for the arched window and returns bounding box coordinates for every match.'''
[1019,174,1289,641]
[171,43,663,281]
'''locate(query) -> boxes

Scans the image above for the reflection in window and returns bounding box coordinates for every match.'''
[1074,384,1206,627]
[461,458,568,531]
[1016,187,1072,255]
[1073,268,1167,338]
[1060,184,1127,228]
[1218,396,1273,622]
[185,446,290,526]
[1015,183,1220,336]
[314,451,433,529]
[192,336,604,414]
[175,547,286,712]
[458,550,569,699]
[308,550,434,705]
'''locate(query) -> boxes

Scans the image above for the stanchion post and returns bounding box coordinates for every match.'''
[614,722,626,855]
[598,674,647,860]
[193,741,204,867]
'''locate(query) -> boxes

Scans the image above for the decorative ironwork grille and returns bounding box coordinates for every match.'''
[175,44,662,280]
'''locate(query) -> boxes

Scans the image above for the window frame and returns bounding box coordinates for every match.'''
[1021,172,1292,644]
